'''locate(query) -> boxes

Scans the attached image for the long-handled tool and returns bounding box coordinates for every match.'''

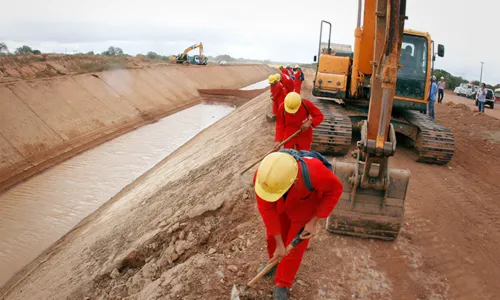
[240,129,302,175]
[230,228,311,300]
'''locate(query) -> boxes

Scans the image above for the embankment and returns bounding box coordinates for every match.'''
[0,64,273,193]
[0,90,275,300]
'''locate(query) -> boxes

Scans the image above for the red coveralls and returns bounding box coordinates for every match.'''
[294,69,303,95]
[254,158,343,288]
[275,99,324,151]
[270,81,287,115]
[280,71,295,94]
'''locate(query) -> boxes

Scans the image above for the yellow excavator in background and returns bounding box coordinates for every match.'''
[171,42,208,65]
[312,0,452,240]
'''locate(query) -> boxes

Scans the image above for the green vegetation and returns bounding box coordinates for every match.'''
[434,69,500,90]
[101,46,124,56]
[14,45,42,55]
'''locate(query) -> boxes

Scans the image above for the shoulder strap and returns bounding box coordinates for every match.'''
[279,149,314,191]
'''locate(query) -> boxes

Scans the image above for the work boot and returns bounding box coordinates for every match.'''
[274,286,289,300]
[258,264,277,279]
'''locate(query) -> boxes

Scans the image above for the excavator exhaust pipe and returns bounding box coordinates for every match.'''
[327,160,410,241]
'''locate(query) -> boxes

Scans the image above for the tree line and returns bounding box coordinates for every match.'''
[1,42,498,89]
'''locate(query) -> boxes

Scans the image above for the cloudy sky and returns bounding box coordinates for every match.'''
[1,0,497,83]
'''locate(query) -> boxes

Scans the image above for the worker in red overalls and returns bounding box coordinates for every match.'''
[278,66,295,94]
[253,151,343,299]
[275,92,324,151]
[292,65,304,95]
[268,74,287,119]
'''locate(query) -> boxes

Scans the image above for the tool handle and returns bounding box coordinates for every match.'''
[247,227,309,287]
[240,129,302,175]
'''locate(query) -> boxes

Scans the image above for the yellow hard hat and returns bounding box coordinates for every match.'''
[268,74,277,84]
[255,152,298,202]
[284,92,302,114]
[278,64,283,70]
[274,73,281,81]
[294,64,300,69]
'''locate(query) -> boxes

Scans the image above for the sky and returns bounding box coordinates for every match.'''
[0,0,498,84]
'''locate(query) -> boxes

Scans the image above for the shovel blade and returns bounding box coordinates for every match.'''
[231,284,241,300]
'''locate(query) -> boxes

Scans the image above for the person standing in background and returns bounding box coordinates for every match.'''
[477,83,487,113]
[438,77,446,104]
[428,75,438,120]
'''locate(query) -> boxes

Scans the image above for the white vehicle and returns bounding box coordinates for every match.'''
[455,83,476,97]
[454,83,468,95]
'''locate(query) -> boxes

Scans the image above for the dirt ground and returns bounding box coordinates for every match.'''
[0,54,172,83]
[443,91,500,120]
[2,81,500,300]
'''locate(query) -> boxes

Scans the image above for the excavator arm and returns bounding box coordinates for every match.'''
[173,42,207,65]
[327,0,411,240]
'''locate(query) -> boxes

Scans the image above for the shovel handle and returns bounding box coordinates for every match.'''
[247,227,309,287]
[240,129,302,175]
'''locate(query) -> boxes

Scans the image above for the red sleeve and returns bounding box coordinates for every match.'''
[253,170,281,236]
[275,103,285,142]
[304,99,324,128]
[310,162,343,218]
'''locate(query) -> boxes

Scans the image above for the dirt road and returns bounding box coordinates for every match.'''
[2,84,500,299]
[443,91,500,120]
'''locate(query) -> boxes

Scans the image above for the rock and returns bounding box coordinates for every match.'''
[296,279,308,287]
[158,221,167,228]
[175,240,187,255]
[318,289,326,296]
[142,262,155,279]
[109,284,128,298]
[216,270,225,278]
[208,248,217,254]
[237,271,244,277]
[149,242,157,250]
[179,231,186,240]
[243,193,250,199]
[110,268,120,279]
[227,265,238,272]
[187,231,195,242]
[246,239,252,247]
[168,222,180,234]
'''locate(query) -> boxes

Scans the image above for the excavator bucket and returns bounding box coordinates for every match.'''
[327,160,410,241]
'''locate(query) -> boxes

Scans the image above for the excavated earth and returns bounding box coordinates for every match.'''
[1,74,500,300]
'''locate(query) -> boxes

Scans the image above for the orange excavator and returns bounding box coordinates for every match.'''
[317,0,423,240]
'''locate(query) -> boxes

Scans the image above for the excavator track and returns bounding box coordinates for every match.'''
[310,100,352,156]
[403,110,455,165]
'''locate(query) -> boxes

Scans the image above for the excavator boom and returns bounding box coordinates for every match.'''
[326,0,411,240]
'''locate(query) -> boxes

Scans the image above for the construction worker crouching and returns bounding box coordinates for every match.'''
[269,74,287,117]
[292,64,304,95]
[275,92,324,151]
[253,151,343,299]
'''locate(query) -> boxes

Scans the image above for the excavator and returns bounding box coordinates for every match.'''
[311,1,454,165]
[312,0,454,240]
[171,42,208,65]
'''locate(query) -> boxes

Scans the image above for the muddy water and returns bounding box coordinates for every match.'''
[0,103,235,287]
[240,79,268,90]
